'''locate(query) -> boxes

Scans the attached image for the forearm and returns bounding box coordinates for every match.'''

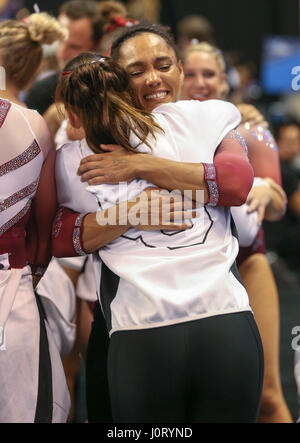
[52,189,194,257]
[264,186,287,221]
[52,206,130,257]
[82,210,129,253]
[135,139,254,207]
[135,154,208,202]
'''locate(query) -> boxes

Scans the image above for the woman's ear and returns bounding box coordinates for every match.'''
[67,108,82,129]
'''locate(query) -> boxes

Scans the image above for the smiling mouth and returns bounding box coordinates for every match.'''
[144,91,169,101]
[191,93,209,100]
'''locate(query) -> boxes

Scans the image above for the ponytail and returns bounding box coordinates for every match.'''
[56,53,163,153]
[0,13,67,89]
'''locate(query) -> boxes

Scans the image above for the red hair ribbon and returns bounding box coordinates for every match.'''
[105,43,112,57]
[105,16,138,34]
[61,70,72,77]
[21,16,29,25]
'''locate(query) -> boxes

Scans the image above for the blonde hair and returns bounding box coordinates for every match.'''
[183,42,229,97]
[0,13,68,89]
[183,42,226,73]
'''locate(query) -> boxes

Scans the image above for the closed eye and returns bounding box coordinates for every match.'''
[129,71,144,77]
[159,64,172,71]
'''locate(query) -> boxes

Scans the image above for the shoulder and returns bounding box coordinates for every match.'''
[154,99,240,122]
[55,141,82,191]
[199,99,241,122]
[18,105,46,125]
[19,106,57,155]
[56,140,82,161]
[13,104,49,135]
[238,123,278,151]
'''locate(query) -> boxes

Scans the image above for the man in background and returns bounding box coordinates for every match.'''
[25,0,104,115]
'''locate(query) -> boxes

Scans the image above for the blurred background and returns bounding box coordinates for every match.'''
[7,0,299,125]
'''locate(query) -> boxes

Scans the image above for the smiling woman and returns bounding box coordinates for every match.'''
[111,24,183,112]
[181,42,228,101]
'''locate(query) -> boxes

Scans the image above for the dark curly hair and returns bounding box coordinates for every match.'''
[111,22,180,62]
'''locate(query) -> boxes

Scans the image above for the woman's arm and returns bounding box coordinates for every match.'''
[52,188,195,256]
[238,124,281,184]
[246,177,287,223]
[238,124,286,220]
[76,130,254,207]
[231,203,260,247]
[26,144,57,287]
[52,131,254,257]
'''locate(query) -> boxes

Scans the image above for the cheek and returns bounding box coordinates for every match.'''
[206,78,222,96]
[183,77,194,89]
[168,73,181,94]
[129,80,144,106]
[129,79,141,95]
[56,42,64,58]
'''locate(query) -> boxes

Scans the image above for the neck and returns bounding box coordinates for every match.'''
[0,83,26,107]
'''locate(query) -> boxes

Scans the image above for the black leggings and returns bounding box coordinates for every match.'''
[86,301,112,423]
[108,311,264,423]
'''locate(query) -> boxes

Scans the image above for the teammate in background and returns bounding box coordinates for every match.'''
[0,12,70,422]
[0,12,67,106]
[180,41,291,423]
[25,0,105,117]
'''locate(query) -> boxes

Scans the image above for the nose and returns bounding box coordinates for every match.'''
[145,69,161,88]
[194,74,206,89]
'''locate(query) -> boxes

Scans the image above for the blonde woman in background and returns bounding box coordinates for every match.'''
[180,42,292,423]
[0,13,71,422]
[0,12,67,105]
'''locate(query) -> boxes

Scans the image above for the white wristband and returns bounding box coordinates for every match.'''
[252,177,270,188]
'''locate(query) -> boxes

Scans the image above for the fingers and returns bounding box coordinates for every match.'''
[79,170,106,183]
[133,188,200,229]
[264,178,287,201]
[260,121,269,129]
[256,205,265,225]
[246,196,265,223]
[80,154,105,165]
[168,210,198,222]
[238,104,265,126]
[246,197,259,214]
[77,161,105,177]
[155,222,193,231]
